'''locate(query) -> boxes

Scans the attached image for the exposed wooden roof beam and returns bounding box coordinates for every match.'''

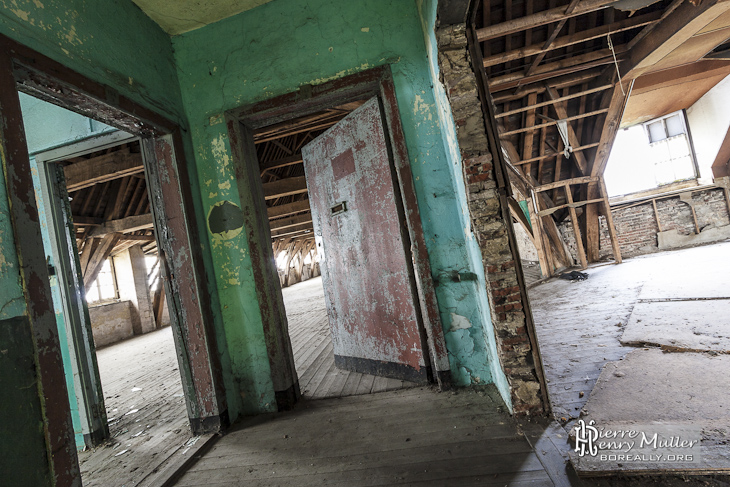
[64,152,144,192]
[546,86,589,175]
[482,11,661,68]
[500,108,609,136]
[271,224,314,238]
[476,0,619,42]
[267,199,311,219]
[269,212,312,231]
[496,84,612,118]
[623,0,730,79]
[489,48,625,92]
[525,0,582,75]
[260,154,303,174]
[512,142,599,165]
[262,176,308,200]
[88,213,154,237]
[491,68,604,103]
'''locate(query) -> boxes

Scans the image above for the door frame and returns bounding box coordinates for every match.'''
[225,65,452,389]
[0,34,229,484]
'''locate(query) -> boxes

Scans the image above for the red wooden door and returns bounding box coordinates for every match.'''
[302,97,430,383]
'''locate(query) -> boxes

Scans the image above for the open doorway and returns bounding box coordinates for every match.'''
[255,100,425,398]
[228,67,452,401]
[20,93,191,485]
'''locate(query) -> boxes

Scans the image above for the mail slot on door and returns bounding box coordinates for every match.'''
[330,201,347,216]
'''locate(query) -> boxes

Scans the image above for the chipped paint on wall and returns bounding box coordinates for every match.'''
[415,0,511,406]
[172,0,509,406]
[0,0,186,126]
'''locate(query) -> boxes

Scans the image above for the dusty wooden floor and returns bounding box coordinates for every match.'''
[174,386,563,487]
[77,326,193,487]
[283,277,417,399]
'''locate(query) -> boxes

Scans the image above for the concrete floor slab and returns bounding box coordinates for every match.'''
[574,349,730,475]
[621,300,730,352]
[637,241,730,300]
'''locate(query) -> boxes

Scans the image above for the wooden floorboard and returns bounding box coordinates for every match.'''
[282,277,417,399]
[77,326,194,487]
[173,387,555,487]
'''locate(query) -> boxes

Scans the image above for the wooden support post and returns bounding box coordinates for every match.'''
[532,190,556,276]
[598,178,622,264]
[564,186,587,269]
[651,199,662,232]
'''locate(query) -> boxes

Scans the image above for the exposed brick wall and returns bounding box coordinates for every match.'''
[437,24,544,416]
[559,188,730,261]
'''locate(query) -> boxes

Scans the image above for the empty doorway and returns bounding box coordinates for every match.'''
[228,67,451,401]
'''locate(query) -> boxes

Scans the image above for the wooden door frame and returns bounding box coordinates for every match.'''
[0,34,229,484]
[226,65,452,391]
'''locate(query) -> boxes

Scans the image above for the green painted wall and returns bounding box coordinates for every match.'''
[173,0,509,417]
[415,0,512,408]
[0,0,185,125]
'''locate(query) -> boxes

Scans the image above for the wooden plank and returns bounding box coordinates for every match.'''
[537,198,604,217]
[624,0,730,79]
[89,213,154,236]
[490,48,625,91]
[64,151,144,192]
[500,109,608,137]
[652,199,663,232]
[599,179,622,264]
[564,186,588,269]
[270,224,314,238]
[260,154,303,173]
[513,143,599,165]
[535,176,599,192]
[262,176,308,200]
[482,10,661,67]
[496,85,612,118]
[475,0,618,41]
[522,92,538,176]
[267,199,310,219]
[269,212,312,231]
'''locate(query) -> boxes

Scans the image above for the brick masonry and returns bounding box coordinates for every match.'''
[559,188,730,260]
[437,24,544,415]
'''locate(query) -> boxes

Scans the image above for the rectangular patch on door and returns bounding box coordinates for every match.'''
[331,148,356,181]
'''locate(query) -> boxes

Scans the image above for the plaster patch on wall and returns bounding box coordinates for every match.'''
[449,313,472,331]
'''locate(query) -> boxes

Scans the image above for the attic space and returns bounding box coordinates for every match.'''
[1,0,730,485]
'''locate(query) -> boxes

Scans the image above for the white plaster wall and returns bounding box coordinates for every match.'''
[686,74,730,184]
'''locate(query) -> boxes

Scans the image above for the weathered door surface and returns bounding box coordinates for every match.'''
[302,97,430,383]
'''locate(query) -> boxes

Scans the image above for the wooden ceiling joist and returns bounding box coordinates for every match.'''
[482,11,661,68]
[64,152,143,192]
[88,213,154,237]
[476,0,618,41]
[269,212,312,231]
[267,199,310,219]
[262,176,308,200]
[495,84,612,117]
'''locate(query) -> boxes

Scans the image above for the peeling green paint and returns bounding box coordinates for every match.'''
[173,0,510,415]
[0,0,185,125]
[415,0,511,408]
